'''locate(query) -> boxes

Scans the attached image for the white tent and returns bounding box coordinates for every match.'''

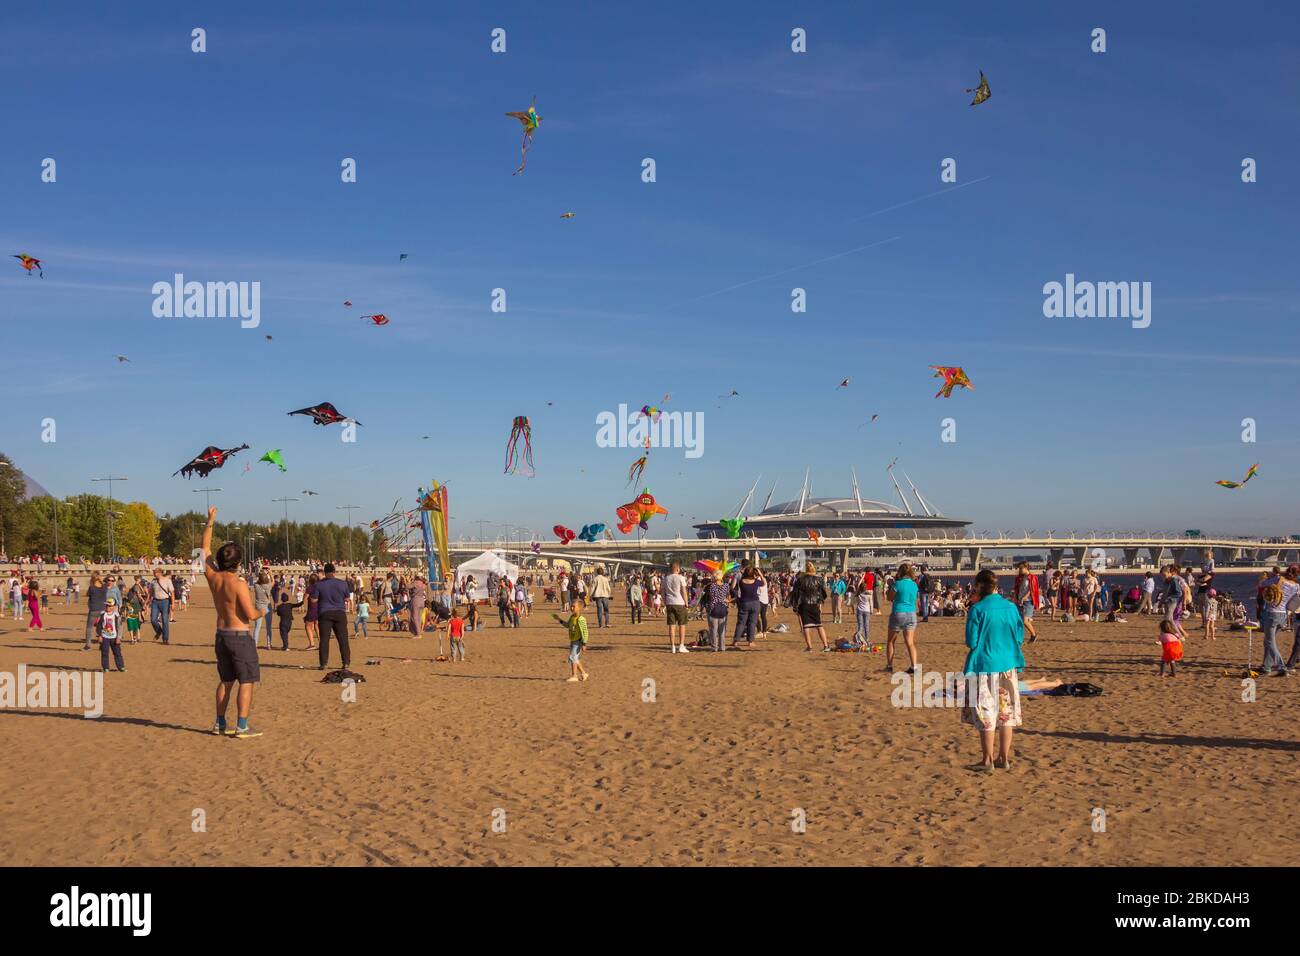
[455,550,520,601]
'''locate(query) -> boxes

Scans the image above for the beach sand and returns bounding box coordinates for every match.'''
[2,592,1296,866]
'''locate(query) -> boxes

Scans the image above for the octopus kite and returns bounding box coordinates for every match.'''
[627,454,649,487]
[505,95,541,175]
[12,254,42,277]
[259,449,286,472]
[719,517,745,539]
[966,70,991,106]
[616,490,668,534]
[173,444,249,478]
[1216,464,1259,489]
[930,366,973,398]
[504,416,534,476]
[288,402,362,426]
[553,525,576,545]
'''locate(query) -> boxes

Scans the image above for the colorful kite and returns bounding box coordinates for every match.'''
[553,525,576,545]
[966,70,991,106]
[173,444,249,478]
[627,454,649,487]
[288,402,361,426]
[504,416,534,476]
[577,523,606,543]
[615,490,668,534]
[719,517,745,539]
[259,449,286,472]
[694,559,739,577]
[531,542,542,554]
[12,254,42,277]
[807,529,822,544]
[505,95,541,175]
[1216,464,1260,489]
[361,314,389,326]
[930,365,973,398]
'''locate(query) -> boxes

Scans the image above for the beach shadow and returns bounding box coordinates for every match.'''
[1020,728,1300,753]
[430,672,559,683]
[167,656,308,671]
[0,709,211,735]
[21,662,105,673]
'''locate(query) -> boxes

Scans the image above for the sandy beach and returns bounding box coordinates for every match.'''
[2,589,1295,867]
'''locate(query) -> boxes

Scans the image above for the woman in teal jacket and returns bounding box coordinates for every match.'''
[962,569,1026,771]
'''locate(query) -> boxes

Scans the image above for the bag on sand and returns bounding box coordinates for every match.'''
[320,668,366,684]
[1047,682,1102,697]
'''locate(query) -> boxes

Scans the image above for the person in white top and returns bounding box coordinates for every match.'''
[662,561,691,653]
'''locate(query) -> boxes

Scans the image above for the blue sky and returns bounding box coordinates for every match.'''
[3,0,1299,539]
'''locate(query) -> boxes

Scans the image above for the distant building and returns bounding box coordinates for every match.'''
[694,467,971,541]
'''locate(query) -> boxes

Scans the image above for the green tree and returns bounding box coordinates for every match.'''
[115,502,160,558]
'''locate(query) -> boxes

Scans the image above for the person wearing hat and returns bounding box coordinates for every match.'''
[95,597,126,672]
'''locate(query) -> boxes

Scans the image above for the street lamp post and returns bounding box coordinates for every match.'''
[272,496,299,565]
[90,475,129,561]
[192,486,222,511]
[337,504,360,568]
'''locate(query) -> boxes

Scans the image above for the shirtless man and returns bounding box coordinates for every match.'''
[202,506,263,738]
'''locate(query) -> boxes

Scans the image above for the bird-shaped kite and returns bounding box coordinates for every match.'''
[505,95,541,175]
[560,212,575,219]
[343,300,353,307]
[930,366,973,398]
[301,490,319,496]
[115,355,130,363]
[12,254,42,277]
[858,414,879,428]
[1215,464,1259,489]
[718,389,740,399]
[966,70,991,106]
[694,559,739,576]
[504,416,534,476]
[288,402,361,426]
[259,449,286,472]
[361,314,389,326]
[616,490,668,534]
[836,378,850,389]
[719,517,745,539]
[577,523,606,543]
[553,525,576,545]
[173,444,249,478]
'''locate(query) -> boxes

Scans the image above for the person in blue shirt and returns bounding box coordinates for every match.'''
[311,563,352,670]
[961,569,1026,772]
[886,563,920,673]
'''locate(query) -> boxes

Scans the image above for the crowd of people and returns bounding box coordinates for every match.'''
[9,530,1300,762]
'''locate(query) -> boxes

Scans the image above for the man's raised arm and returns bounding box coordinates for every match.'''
[202,506,218,577]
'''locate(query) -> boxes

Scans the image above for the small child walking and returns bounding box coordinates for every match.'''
[448,609,467,661]
[853,583,872,647]
[1158,619,1183,677]
[96,597,126,672]
[354,597,370,638]
[275,592,304,651]
[125,601,142,644]
[556,598,590,683]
